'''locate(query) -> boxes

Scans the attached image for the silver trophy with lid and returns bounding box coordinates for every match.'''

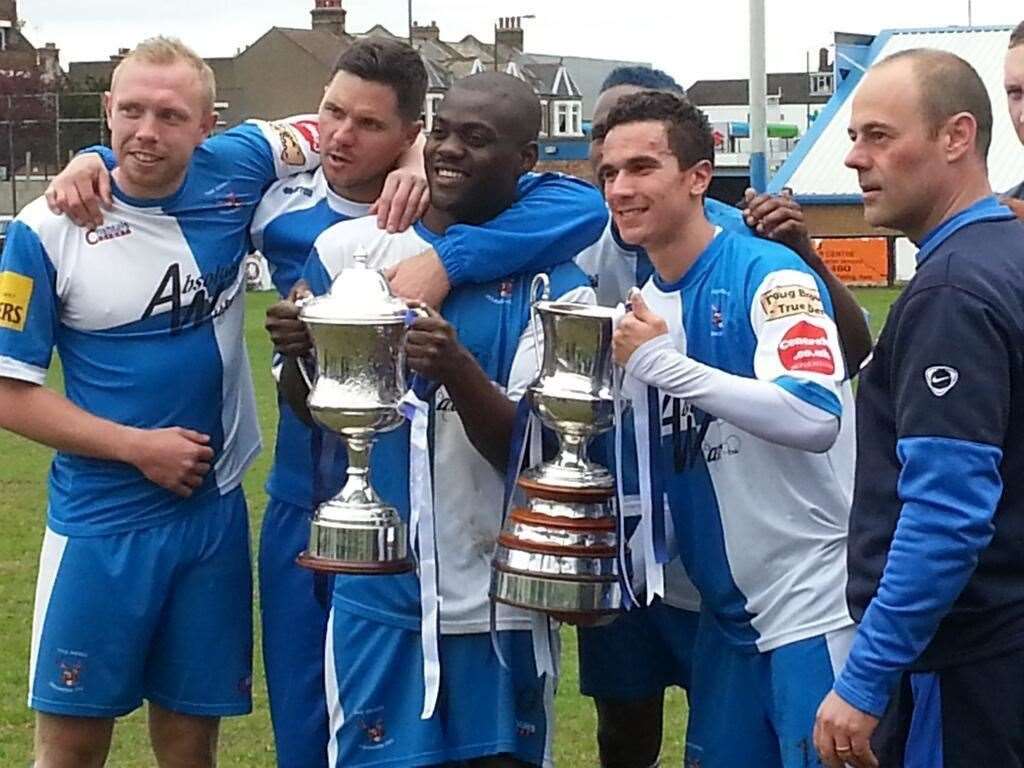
[491,275,622,614]
[295,249,415,574]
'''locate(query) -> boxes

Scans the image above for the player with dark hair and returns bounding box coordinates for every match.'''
[574,67,866,768]
[604,90,855,768]
[272,72,600,768]
[815,48,1024,768]
[600,65,684,97]
[252,38,428,767]
[253,40,603,767]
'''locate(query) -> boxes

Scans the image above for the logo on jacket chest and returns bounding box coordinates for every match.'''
[485,279,515,305]
[924,365,959,397]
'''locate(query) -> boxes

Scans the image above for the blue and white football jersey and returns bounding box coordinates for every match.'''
[637,229,855,652]
[575,198,750,611]
[304,215,594,633]
[0,118,320,535]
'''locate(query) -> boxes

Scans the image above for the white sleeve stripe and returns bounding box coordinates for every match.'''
[0,356,47,385]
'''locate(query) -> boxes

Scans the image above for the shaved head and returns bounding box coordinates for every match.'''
[875,48,992,159]
[448,72,541,145]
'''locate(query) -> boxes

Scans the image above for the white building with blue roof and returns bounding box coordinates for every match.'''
[769,24,1024,280]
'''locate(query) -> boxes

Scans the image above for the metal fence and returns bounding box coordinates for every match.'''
[0,91,106,213]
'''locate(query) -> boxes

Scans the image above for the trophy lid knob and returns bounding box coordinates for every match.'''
[299,245,407,325]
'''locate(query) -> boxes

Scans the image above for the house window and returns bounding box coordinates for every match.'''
[552,101,583,137]
[0,29,7,52]
[540,100,549,136]
[809,73,833,96]
[556,103,568,135]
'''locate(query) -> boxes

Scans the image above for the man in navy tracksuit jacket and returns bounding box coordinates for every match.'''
[814,49,1024,767]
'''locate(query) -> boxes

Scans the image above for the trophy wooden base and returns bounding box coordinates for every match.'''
[296,551,415,574]
[491,476,621,614]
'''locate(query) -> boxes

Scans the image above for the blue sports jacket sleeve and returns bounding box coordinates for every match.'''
[435,172,606,286]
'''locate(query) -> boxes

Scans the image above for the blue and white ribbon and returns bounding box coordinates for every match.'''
[399,376,440,720]
[493,395,537,672]
[526,398,557,680]
[531,612,558,680]
[610,302,639,611]
[628,378,665,605]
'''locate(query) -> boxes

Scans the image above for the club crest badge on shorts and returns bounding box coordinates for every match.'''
[54,652,86,692]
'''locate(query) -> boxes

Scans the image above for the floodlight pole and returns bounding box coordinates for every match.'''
[749,0,768,192]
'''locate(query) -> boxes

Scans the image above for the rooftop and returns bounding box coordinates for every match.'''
[771,25,1024,200]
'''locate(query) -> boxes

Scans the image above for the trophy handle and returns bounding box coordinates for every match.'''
[529,274,551,371]
[530,273,551,303]
[294,295,317,393]
[297,354,317,392]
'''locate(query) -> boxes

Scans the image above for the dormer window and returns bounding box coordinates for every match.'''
[809,72,833,96]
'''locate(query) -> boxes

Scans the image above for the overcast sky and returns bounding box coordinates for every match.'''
[20,0,1017,86]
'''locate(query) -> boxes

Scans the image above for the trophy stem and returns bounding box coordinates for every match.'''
[337,433,379,506]
[556,432,591,474]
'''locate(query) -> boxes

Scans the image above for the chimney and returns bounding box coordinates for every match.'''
[0,1,17,28]
[110,47,130,65]
[818,47,829,73]
[411,20,441,42]
[311,0,346,37]
[37,42,62,86]
[495,16,524,53]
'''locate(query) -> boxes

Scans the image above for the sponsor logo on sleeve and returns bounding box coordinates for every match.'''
[759,283,825,321]
[0,270,32,332]
[777,321,835,375]
[270,122,308,166]
[289,119,320,152]
[924,365,959,397]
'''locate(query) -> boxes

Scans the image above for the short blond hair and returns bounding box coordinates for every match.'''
[111,36,216,113]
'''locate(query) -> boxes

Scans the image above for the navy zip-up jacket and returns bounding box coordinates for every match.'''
[839,197,1024,717]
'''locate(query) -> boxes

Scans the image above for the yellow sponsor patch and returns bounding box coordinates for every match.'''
[271,122,307,167]
[759,284,825,321]
[0,270,31,331]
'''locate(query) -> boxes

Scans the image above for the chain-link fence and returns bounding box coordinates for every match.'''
[0,91,106,213]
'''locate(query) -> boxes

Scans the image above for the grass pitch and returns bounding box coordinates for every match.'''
[0,287,898,766]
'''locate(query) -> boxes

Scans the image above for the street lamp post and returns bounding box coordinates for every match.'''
[749,0,768,192]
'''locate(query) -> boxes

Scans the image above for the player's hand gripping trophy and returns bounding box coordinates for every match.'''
[491,274,623,616]
[295,249,421,574]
